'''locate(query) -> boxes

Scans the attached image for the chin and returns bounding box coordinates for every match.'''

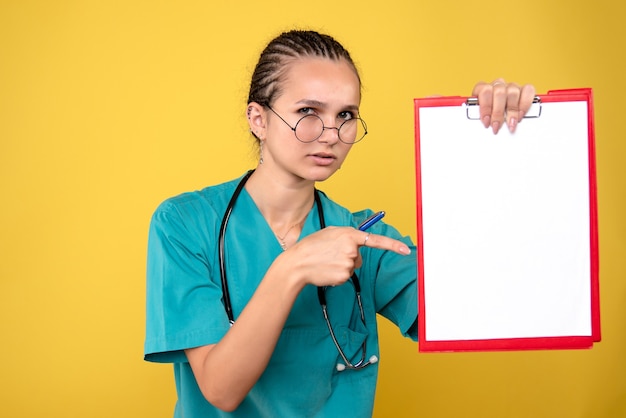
[302,167,339,183]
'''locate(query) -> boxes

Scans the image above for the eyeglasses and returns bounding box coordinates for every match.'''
[266,106,368,144]
[318,274,378,371]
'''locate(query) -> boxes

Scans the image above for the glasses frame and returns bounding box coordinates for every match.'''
[266,105,368,144]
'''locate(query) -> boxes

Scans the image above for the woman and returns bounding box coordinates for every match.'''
[145,30,536,417]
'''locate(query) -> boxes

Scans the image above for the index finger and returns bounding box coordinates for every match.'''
[360,231,411,255]
[472,81,494,129]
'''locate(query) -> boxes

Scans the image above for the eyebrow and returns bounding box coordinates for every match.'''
[295,99,359,113]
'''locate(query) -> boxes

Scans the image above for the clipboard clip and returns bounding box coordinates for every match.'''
[465,96,542,120]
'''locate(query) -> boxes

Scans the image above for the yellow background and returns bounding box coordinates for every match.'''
[1,1,624,417]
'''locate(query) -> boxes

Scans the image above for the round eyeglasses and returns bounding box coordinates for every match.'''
[266,106,368,144]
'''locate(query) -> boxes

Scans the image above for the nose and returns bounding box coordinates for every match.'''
[317,124,340,144]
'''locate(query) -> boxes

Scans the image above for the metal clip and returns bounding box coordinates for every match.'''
[465,96,542,120]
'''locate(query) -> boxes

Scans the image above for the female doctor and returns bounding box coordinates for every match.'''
[144,30,536,417]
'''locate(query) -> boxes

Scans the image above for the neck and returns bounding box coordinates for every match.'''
[245,168,316,234]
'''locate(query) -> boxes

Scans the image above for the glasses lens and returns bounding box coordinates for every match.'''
[294,115,324,143]
[339,118,368,144]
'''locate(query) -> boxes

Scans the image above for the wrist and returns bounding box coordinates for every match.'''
[266,251,307,297]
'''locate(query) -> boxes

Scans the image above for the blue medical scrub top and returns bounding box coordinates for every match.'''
[145,173,418,417]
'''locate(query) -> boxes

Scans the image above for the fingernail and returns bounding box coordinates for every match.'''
[509,117,517,133]
[400,245,411,255]
[482,115,491,129]
[492,121,500,134]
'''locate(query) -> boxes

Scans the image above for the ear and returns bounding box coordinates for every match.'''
[246,102,267,140]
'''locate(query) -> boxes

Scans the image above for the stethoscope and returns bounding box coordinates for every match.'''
[218,169,378,371]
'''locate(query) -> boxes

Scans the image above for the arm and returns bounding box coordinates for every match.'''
[185,227,411,412]
[184,254,304,412]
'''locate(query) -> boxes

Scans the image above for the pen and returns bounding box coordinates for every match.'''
[358,211,385,231]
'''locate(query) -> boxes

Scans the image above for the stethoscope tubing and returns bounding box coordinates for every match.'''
[218,169,375,371]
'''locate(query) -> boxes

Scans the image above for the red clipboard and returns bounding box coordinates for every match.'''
[414,88,600,352]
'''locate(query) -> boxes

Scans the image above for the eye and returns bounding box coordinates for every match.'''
[338,110,355,121]
[298,107,316,115]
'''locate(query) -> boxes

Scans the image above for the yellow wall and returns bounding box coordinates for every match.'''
[1,1,624,417]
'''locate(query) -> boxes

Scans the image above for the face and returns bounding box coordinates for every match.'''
[258,57,362,183]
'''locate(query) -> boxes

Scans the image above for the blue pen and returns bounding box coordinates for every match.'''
[358,211,385,231]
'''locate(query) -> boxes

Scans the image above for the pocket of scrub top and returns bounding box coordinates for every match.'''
[331,325,370,365]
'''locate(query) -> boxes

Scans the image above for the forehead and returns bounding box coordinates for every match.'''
[278,57,361,106]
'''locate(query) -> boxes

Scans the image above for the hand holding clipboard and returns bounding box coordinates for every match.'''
[471,79,537,134]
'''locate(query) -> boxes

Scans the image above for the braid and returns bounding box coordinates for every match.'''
[247,30,360,107]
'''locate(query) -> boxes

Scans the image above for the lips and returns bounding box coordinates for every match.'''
[308,152,337,166]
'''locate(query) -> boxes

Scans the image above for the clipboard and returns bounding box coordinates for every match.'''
[414,88,600,352]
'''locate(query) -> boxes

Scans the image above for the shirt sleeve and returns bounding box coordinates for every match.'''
[144,198,230,363]
[374,237,418,341]
[355,211,418,341]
